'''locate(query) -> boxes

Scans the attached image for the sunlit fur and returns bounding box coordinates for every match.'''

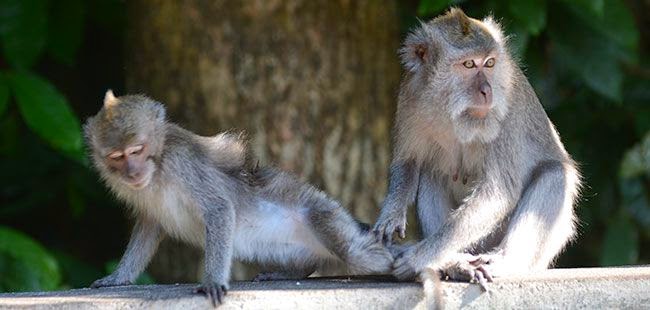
[375,8,581,282]
[84,93,393,295]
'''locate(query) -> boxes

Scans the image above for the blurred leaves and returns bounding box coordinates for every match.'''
[0,75,8,118]
[508,0,546,35]
[600,216,639,266]
[0,0,48,69]
[418,0,454,16]
[8,71,84,162]
[0,226,61,291]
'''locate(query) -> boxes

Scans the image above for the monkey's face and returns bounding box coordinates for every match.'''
[103,143,156,189]
[84,92,167,191]
[399,8,513,143]
[452,55,496,120]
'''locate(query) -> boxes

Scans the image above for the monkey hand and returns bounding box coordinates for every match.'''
[392,243,430,281]
[196,281,228,307]
[89,274,132,288]
[373,207,407,244]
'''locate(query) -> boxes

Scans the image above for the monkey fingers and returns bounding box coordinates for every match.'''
[373,217,406,245]
[196,283,228,307]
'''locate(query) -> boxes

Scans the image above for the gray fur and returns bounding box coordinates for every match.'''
[85,93,393,303]
[373,8,580,281]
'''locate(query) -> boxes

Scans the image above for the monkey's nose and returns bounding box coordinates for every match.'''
[479,81,492,105]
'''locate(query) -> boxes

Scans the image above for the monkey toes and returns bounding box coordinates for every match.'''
[443,254,495,292]
[196,282,228,307]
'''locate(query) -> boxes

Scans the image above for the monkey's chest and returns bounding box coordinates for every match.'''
[447,172,479,205]
[143,189,205,247]
[435,148,485,205]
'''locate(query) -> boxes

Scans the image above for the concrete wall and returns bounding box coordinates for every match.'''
[1,266,649,309]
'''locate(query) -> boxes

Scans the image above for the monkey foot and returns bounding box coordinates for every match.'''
[195,282,228,307]
[443,253,494,292]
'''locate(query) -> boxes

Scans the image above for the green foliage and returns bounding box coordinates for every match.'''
[508,0,546,35]
[0,0,48,69]
[9,72,84,162]
[0,0,126,292]
[0,226,61,291]
[600,216,639,266]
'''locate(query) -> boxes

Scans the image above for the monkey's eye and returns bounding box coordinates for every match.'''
[107,151,124,160]
[127,145,144,156]
[462,60,475,68]
[484,58,496,68]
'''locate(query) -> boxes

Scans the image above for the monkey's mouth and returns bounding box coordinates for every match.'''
[124,174,152,190]
[466,105,490,119]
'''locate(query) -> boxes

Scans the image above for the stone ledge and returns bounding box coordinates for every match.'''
[1,266,649,309]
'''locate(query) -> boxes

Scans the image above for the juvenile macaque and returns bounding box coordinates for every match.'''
[373,8,580,287]
[85,91,392,305]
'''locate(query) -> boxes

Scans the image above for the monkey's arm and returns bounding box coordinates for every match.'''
[197,196,235,306]
[393,176,513,280]
[373,160,420,244]
[90,217,163,288]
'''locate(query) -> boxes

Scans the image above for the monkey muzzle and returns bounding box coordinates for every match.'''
[467,73,493,119]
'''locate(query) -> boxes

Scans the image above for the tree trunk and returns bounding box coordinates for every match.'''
[126,0,400,282]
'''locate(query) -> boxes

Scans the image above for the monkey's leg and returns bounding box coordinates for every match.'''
[305,194,393,275]
[90,217,163,288]
[393,174,512,280]
[197,198,236,306]
[484,161,578,277]
[416,169,453,237]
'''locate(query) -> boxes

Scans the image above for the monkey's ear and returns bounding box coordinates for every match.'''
[400,28,430,73]
[104,89,119,109]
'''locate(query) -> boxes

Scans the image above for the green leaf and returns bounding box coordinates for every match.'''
[47,0,85,65]
[0,73,9,118]
[0,0,48,69]
[564,0,639,63]
[566,0,604,17]
[8,71,84,161]
[548,6,625,101]
[600,216,639,266]
[417,0,453,16]
[0,226,61,291]
[508,0,547,35]
[619,131,650,179]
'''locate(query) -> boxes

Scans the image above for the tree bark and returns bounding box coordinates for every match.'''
[126,0,400,282]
